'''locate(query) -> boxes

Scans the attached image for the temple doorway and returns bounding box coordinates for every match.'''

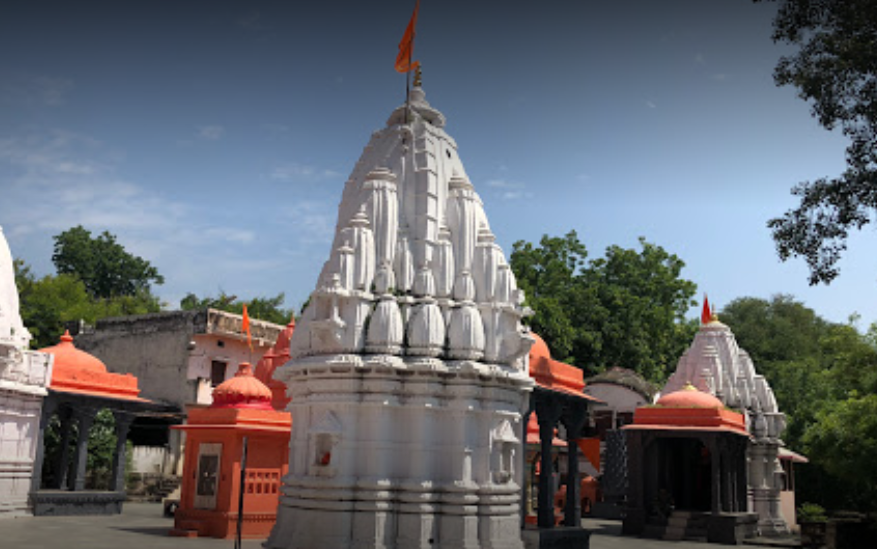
[655,438,712,513]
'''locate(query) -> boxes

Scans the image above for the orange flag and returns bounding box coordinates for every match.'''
[577,438,602,473]
[242,304,252,349]
[395,0,420,73]
[701,295,712,325]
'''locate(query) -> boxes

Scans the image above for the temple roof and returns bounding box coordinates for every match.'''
[585,366,657,401]
[655,383,725,409]
[39,330,142,400]
[212,362,273,410]
[528,333,596,401]
[627,384,748,435]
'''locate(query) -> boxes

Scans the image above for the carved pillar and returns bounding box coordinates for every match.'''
[520,405,532,529]
[51,405,74,489]
[562,402,588,527]
[31,397,59,493]
[708,436,721,515]
[111,412,134,493]
[70,406,95,491]
[535,393,562,529]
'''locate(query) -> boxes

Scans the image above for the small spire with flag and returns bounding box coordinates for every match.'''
[395,0,420,73]
[701,294,712,325]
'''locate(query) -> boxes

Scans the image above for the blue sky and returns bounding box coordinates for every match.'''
[1,0,874,328]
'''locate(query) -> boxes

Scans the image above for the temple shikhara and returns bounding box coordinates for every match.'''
[266,81,537,549]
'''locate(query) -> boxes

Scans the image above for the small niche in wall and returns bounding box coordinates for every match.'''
[308,411,342,478]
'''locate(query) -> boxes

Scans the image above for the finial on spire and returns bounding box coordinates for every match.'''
[413,65,423,87]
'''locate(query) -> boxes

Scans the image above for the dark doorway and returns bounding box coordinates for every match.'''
[657,438,711,512]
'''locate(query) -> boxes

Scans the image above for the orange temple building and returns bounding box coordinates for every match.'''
[170,362,291,539]
[32,331,171,515]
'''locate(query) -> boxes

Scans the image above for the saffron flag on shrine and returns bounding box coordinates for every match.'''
[395,0,420,73]
[242,304,252,350]
[701,295,712,325]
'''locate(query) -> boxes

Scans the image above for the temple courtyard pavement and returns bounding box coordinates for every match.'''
[0,503,801,549]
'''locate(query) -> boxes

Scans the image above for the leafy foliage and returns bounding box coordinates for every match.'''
[763,0,876,284]
[14,259,161,348]
[721,295,876,511]
[180,291,294,326]
[510,231,697,383]
[41,408,117,490]
[52,225,164,298]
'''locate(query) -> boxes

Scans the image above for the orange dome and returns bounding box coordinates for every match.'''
[39,330,141,399]
[529,333,551,362]
[40,330,108,374]
[656,384,724,409]
[212,363,273,410]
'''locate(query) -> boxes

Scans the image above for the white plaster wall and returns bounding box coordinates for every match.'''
[584,383,648,413]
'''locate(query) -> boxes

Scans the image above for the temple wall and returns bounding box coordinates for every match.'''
[0,349,52,517]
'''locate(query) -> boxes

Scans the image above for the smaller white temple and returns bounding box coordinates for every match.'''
[0,226,53,517]
[660,309,789,536]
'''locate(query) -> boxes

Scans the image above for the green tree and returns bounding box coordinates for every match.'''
[763,0,876,285]
[180,291,294,326]
[801,393,876,510]
[721,295,877,511]
[14,259,161,348]
[510,232,697,382]
[52,225,164,298]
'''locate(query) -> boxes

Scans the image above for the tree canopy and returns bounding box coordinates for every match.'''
[510,232,697,383]
[721,295,876,511]
[14,259,161,348]
[15,226,164,348]
[763,0,876,284]
[180,291,294,326]
[52,225,164,298]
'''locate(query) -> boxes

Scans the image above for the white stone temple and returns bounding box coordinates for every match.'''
[660,315,790,536]
[0,226,53,517]
[266,84,535,549]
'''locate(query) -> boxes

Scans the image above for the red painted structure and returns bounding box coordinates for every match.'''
[170,362,291,539]
[254,317,294,411]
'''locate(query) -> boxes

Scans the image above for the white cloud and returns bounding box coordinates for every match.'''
[198,125,225,140]
[486,178,524,190]
[269,162,342,183]
[0,74,74,107]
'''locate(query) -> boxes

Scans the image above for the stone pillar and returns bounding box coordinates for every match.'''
[51,406,74,490]
[30,397,58,493]
[562,404,587,527]
[535,395,562,529]
[520,407,532,529]
[110,412,134,493]
[70,407,95,491]
[709,437,721,515]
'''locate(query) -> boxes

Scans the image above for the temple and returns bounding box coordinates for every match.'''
[31,331,173,515]
[0,226,53,517]
[171,362,291,538]
[621,306,795,542]
[266,82,536,549]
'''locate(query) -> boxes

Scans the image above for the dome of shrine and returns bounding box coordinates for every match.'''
[212,362,273,410]
[39,330,141,399]
[656,384,724,409]
[40,330,108,374]
[529,333,551,362]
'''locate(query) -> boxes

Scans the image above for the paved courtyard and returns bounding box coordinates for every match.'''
[0,503,799,549]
